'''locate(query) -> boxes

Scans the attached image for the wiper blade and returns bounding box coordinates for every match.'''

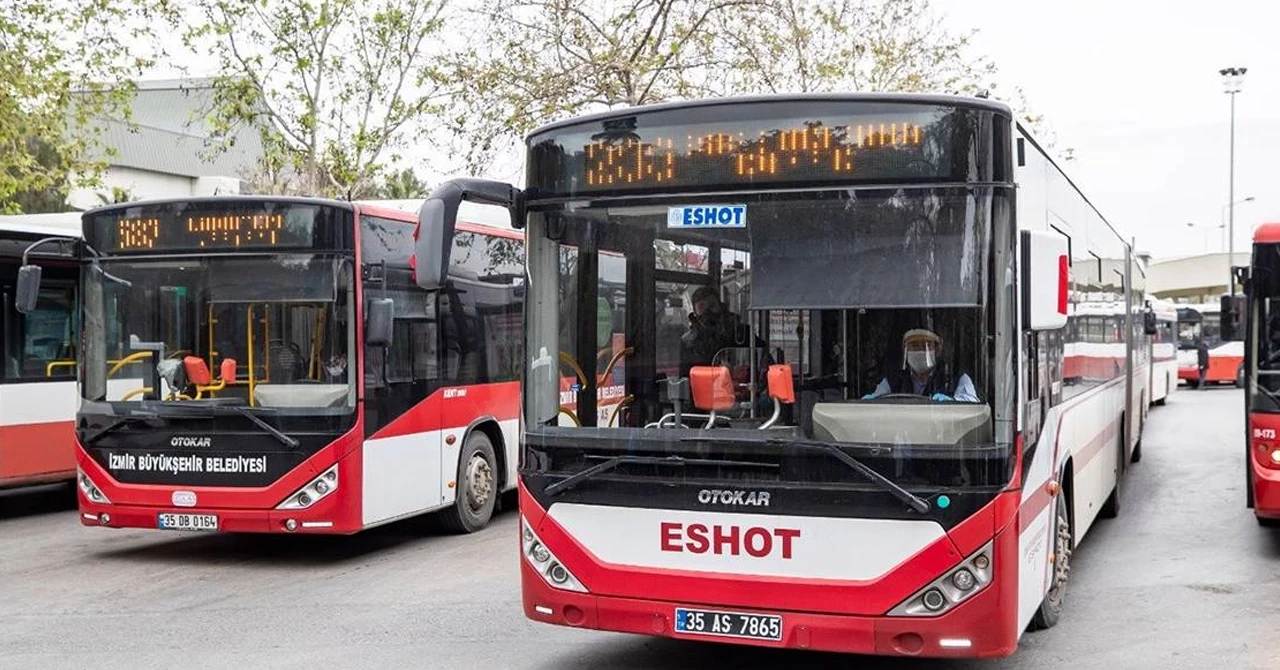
[82,412,159,446]
[681,435,930,513]
[544,455,746,496]
[228,406,300,449]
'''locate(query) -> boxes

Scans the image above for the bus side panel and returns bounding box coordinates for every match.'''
[1015,404,1060,633]
[362,401,444,526]
[0,382,77,483]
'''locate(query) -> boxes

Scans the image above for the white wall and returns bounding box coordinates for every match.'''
[67,167,242,210]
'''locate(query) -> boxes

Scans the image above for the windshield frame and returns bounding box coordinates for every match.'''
[78,250,358,420]
[521,183,1018,494]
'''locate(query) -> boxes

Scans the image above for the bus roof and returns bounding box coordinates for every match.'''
[82,195,357,218]
[1254,222,1280,244]
[526,92,1014,139]
[0,212,83,238]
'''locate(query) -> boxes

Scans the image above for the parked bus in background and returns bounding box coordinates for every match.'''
[1240,222,1280,525]
[0,213,81,490]
[14,197,523,534]
[1146,297,1178,405]
[1177,299,1244,387]
[414,93,1148,658]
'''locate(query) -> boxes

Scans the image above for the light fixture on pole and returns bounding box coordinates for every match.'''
[1220,66,1246,294]
[1187,222,1222,254]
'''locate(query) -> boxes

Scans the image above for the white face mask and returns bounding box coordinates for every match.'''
[906,349,935,374]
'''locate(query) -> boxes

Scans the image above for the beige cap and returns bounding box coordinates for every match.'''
[902,329,941,346]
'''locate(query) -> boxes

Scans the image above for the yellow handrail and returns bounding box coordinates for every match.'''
[120,387,152,401]
[607,395,634,427]
[246,304,257,406]
[558,406,581,426]
[107,351,153,378]
[45,360,77,377]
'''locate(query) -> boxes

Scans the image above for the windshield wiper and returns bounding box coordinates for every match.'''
[544,455,764,496]
[680,435,931,514]
[81,412,159,446]
[227,406,300,449]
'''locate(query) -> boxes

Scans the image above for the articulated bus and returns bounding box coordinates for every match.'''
[1147,297,1178,406]
[15,196,523,534]
[414,93,1148,658]
[1177,299,1244,387]
[0,214,80,489]
[1242,222,1280,525]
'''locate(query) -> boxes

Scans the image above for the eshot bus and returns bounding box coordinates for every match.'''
[413,94,1148,658]
[1177,299,1244,387]
[14,197,523,534]
[0,214,80,489]
[1146,297,1178,406]
[1241,222,1280,525]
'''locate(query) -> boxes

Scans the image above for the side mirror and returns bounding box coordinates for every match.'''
[15,265,42,314]
[1221,294,1245,342]
[1143,310,1158,336]
[413,178,522,290]
[1020,230,1069,331]
[365,298,394,347]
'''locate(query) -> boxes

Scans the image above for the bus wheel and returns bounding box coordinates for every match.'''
[1099,429,1123,518]
[1186,379,1200,389]
[1247,454,1255,509]
[1029,491,1072,631]
[1236,365,1245,388]
[440,432,498,534]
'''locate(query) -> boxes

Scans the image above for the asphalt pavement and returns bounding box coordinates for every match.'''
[2,384,1277,669]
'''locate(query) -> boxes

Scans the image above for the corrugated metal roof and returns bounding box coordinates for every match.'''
[78,79,264,179]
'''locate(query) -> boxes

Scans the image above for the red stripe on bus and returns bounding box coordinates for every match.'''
[0,420,76,483]
[368,381,520,440]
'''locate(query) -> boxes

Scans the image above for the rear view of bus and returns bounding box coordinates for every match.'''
[419,93,1143,658]
[16,196,521,534]
[1243,223,1280,525]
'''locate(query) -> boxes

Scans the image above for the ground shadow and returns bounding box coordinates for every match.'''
[0,482,76,521]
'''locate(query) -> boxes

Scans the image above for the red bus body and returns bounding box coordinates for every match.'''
[0,217,81,489]
[1244,223,1280,523]
[68,198,522,534]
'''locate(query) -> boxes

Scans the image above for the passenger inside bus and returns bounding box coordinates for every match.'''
[679,286,745,376]
[862,328,979,402]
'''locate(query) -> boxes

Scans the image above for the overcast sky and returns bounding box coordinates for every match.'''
[156,0,1277,260]
[958,0,1278,260]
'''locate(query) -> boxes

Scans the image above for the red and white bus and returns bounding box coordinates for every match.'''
[1146,297,1178,405]
[416,94,1148,658]
[1177,299,1244,387]
[15,196,523,534]
[0,214,80,489]
[1241,222,1280,525]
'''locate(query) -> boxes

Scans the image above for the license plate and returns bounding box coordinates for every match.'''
[157,513,219,531]
[674,607,783,641]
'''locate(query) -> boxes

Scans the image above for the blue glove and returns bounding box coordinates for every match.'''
[861,393,876,400]
[931,393,953,402]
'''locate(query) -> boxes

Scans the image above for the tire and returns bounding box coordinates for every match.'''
[1029,490,1072,631]
[1099,428,1123,519]
[438,431,498,534]
[1258,516,1280,528]
[1247,451,1255,509]
[1236,365,1245,388]
[1155,396,1166,406]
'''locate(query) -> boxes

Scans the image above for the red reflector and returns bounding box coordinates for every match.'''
[1057,255,1068,314]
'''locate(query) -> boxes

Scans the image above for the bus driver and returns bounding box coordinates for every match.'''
[863,328,979,402]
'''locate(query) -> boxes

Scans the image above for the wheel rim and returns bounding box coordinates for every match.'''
[1045,499,1072,606]
[464,453,494,513]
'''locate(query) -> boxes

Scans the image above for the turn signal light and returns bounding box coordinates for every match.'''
[1256,444,1280,470]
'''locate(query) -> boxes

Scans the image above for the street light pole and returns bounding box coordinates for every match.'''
[1221,66,1246,295]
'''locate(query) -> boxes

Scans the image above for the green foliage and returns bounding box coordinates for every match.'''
[0,0,173,213]
[188,0,451,199]
[375,167,431,199]
[444,0,1048,174]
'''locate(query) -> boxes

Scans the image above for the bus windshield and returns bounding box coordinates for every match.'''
[81,253,356,416]
[525,186,1012,492]
[1250,244,1280,411]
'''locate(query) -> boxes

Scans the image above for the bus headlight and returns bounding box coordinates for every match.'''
[888,541,993,617]
[521,517,587,593]
[77,468,112,504]
[277,465,339,509]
